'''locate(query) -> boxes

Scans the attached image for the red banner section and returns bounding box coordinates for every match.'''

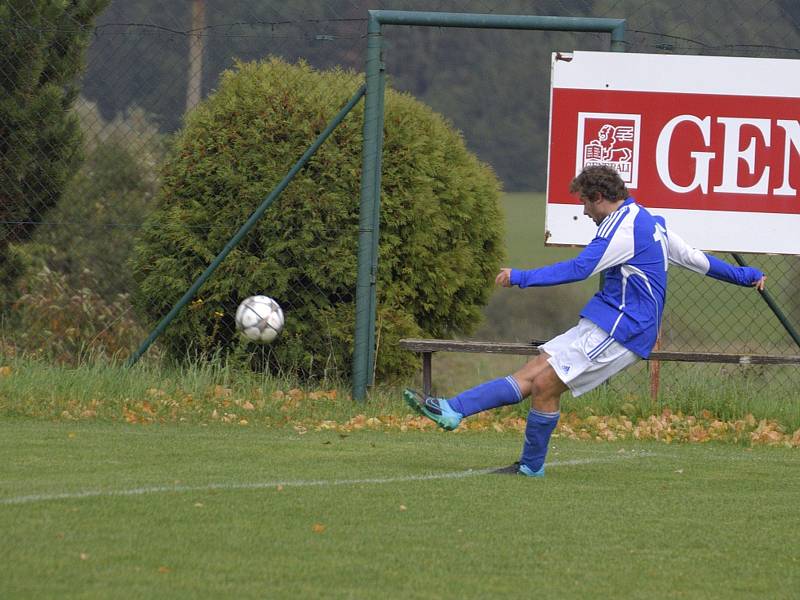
[548,88,800,214]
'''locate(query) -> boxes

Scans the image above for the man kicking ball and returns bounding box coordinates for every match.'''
[405,165,766,477]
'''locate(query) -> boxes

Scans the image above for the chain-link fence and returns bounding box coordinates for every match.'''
[1,1,798,395]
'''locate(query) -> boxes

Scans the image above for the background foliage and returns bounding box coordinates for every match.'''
[0,0,109,305]
[0,0,798,397]
[81,0,800,191]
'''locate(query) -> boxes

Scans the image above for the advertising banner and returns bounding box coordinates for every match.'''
[547,51,800,254]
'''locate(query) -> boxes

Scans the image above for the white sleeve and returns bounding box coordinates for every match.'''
[663,226,710,275]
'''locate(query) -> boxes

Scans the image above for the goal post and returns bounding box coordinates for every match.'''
[352,10,628,401]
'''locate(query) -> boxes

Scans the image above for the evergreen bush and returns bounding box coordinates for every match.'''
[131,58,504,382]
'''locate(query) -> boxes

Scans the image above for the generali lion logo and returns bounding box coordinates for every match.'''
[576,112,641,187]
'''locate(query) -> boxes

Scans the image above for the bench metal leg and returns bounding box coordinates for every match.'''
[422,352,432,397]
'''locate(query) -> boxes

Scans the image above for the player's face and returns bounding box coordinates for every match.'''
[581,196,605,225]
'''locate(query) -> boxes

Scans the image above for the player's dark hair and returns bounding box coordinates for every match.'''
[569,165,629,202]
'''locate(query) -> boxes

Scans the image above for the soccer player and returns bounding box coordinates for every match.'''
[404,165,766,477]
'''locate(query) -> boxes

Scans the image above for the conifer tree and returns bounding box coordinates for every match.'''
[0,0,110,302]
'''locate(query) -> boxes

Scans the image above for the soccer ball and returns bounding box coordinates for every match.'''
[235,295,284,343]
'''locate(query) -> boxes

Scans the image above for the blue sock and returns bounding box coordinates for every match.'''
[520,409,560,472]
[447,376,523,417]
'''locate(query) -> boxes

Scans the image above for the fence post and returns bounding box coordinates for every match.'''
[366,37,387,388]
[352,13,384,401]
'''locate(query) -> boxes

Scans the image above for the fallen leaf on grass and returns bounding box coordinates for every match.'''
[213,385,233,399]
[312,523,326,534]
[122,407,139,424]
[158,566,172,574]
[0,366,11,377]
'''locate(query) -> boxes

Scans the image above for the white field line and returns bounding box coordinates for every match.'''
[0,452,655,506]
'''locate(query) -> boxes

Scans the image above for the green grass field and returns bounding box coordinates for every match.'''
[2,420,798,599]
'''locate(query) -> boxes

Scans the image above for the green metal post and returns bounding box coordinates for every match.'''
[731,253,800,351]
[352,15,384,400]
[366,49,386,387]
[370,10,626,36]
[610,22,626,52]
[127,84,366,367]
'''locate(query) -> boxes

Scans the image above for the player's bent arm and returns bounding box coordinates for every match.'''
[665,227,763,286]
[510,236,610,288]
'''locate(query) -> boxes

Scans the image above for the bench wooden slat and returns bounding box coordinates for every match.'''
[400,337,800,397]
[399,338,800,365]
[400,339,544,355]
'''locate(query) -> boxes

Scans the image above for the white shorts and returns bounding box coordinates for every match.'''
[542,318,640,397]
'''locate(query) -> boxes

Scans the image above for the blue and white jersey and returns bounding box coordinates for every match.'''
[510,197,763,358]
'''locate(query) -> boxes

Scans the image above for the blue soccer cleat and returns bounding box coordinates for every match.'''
[403,389,463,431]
[490,461,545,478]
[518,463,545,477]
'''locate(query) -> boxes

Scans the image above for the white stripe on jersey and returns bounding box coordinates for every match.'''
[620,264,656,300]
[620,264,661,320]
[590,204,640,277]
[597,205,629,238]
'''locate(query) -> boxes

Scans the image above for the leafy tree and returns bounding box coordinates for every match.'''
[131,58,504,381]
[17,100,164,301]
[0,0,110,304]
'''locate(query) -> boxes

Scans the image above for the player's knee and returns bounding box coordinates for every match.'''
[513,355,549,395]
[528,375,545,400]
[529,368,564,401]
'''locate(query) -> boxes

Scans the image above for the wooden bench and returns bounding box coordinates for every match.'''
[399,338,800,397]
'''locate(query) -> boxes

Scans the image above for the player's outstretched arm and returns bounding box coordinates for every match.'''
[664,226,765,289]
[500,235,619,289]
